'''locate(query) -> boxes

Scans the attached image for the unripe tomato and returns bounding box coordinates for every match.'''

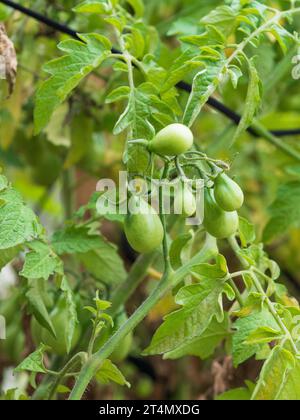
[174,186,196,217]
[31,300,81,356]
[124,198,164,254]
[203,188,239,239]
[214,173,244,212]
[148,123,194,156]
[93,311,133,363]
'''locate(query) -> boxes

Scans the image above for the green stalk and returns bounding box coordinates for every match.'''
[251,121,300,162]
[69,236,217,400]
[48,352,87,400]
[108,251,159,317]
[228,236,299,355]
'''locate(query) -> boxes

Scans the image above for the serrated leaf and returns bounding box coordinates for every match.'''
[15,344,48,374]
[144,276,226,356]
[34,33,111,133]
[52,225,104,255]
[232,58,261,143]
[183,54,226,127]
[164,316,230,360]
[105,86,130,104]
[113,88,154,139]
[96,359,130,387]
[21,241,63,280]
[78,238,127,286]
[73,0,111,14]
[232,309,279,367]
[0,187,42,249]
[251,346,300,400]
[245,326,283,345]
[263,182,300,242]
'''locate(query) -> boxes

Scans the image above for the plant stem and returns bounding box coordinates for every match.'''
[108,251,159,317]
[159,163,172,274]
[251,121,300,162]
[250,271,299,354]
[48,352,87,400]
[228,236,299,354]
[62,169,75,220]
[69,236,217,400]
[228,278,244,307]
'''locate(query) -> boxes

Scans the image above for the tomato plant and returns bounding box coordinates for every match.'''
[0,0,300,402]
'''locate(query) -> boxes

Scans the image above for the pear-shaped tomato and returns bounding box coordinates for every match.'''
[31,299,81,356]
[148,123,193,156]
[214,173,244,212]
[203,188,239,239]
[124,199,164,253]
[174,186,197,217]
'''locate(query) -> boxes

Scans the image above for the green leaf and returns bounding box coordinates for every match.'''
[113,88,154,139]
[15,344,48,374]
[73,0,111,14]
[52,225,104,255]
[59,277,80,354]
[232,309,279,367]
[126,0,144,18]
[183,52,226,127]
[245,326,283,345]
[21,241,63,280]
[269,23,295,54]
[239,216,256,247]
[0,187,42,250]
[34,33,111,133]
[125,144,151,175]
[251,346,300,400]
[0,246,20,270]
[105,86,130,104]
[169,232,193,270]
[263,182,300,242]
[0,175,8,191]
[216,385,253,400]
[232,58,261,143]
[144,273,226,356]
[78,238,127,286]
[26,278,56,337]
[191,254,228,280]
[161,49,202,93]
[164,316,230,360]
[96,359,130,387]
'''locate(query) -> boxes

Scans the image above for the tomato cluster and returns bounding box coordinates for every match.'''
[125,123,244,253]
[203,174,244,239]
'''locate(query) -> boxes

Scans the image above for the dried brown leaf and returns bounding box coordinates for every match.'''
[0,23,17,96]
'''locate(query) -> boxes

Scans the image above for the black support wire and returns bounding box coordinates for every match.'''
[1,0,300,138]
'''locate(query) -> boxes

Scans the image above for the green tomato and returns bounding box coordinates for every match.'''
[174,186,197,217]
[203,188,239,239]
[93,311,133,363]
[31,300,81,356]
[214,173,244,212]
[124,199,164,254]
[148,123,194,156]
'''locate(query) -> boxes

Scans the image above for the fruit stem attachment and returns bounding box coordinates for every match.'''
[127,139,149,147]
